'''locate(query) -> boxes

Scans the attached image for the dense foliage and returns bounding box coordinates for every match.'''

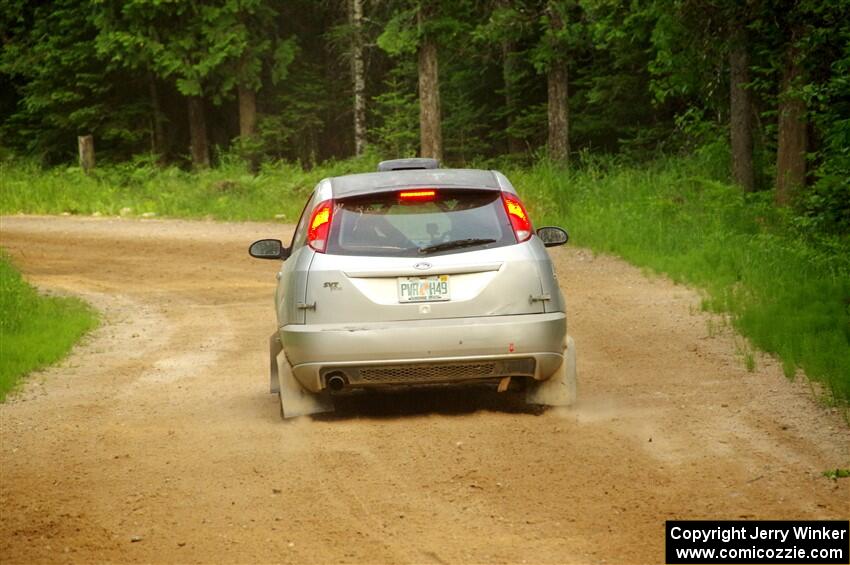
[1,1,847,228]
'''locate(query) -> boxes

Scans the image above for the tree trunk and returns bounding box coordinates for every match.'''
[238,84,257,140]
[547,61,569,163]
[187,95,210,169]
[503,40,522,154]
[775,43,807,205]
[418,17,442,162]
[547,3,569,163]
[238,82,258,173]
[348,0,367,156]
[147,71,166,162]
[499,0,521,154]
[729,25,754,192]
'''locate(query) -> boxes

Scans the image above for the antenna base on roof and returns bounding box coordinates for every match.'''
[377,158,440,172]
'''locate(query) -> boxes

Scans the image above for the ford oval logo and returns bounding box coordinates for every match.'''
[413,262,431,270]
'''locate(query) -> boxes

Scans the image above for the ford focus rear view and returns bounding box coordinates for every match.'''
[249,158,577,418]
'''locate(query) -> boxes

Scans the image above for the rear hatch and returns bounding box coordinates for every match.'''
[304,188,545,324]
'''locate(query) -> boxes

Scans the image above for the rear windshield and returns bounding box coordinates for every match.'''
[326,189,515,257]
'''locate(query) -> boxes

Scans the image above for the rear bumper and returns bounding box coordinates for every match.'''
[280,312,566,392]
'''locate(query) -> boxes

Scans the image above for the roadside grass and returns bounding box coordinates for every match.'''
[0,153,379,222]
[505,148,850,408]
[1,149,848,408]
[0,254,98,401]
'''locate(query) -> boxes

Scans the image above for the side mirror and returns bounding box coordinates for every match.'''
[536,226,569,247]
[249,239,289,260]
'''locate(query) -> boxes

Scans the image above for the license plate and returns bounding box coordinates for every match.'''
[398,275,450,303]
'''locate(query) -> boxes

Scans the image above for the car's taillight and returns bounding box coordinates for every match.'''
[501,192,533,242]
[307,199,333,252]
[398,189,436,202]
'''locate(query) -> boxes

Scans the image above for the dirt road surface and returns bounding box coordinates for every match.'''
[1,215,847,564]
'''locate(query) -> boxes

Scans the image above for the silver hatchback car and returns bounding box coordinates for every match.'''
[250,158,577,418]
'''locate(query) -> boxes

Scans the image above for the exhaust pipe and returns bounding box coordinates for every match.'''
[326,373,347,392]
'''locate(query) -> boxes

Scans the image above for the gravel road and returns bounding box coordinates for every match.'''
[1,215,847,564]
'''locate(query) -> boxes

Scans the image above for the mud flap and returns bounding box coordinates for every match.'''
[270,332,282,394]
[526,335,577,407]
[276,349,334,419]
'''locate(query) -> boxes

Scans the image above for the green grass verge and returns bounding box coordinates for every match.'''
[1,149,848,407]
[505,148,850,407]
[0,154,379,222]
[0,254,98,401]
